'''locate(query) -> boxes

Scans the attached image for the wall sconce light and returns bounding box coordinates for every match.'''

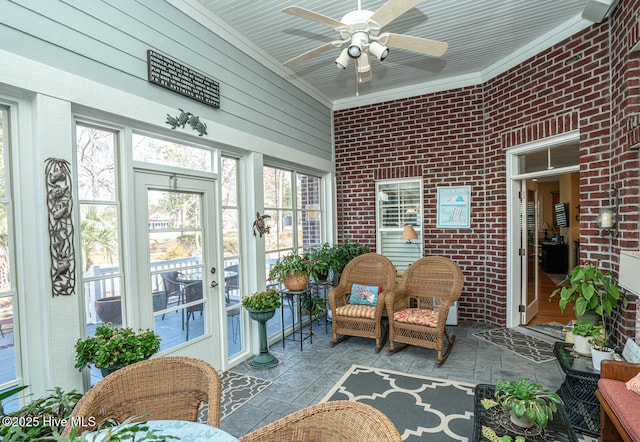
[598,187,619,237]
[402,225,418,244]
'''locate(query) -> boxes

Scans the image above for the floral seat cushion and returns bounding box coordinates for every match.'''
[394,308,438,327]
[336,304,376,320]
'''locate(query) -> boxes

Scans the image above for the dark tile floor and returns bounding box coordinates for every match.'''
[220,321,589,440]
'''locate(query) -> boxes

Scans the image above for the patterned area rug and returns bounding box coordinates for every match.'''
[525,321,567,341]
[474,328,555,363]
[321,365,476,441]
[199,371,271,422]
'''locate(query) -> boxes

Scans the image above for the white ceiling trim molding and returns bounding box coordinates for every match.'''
[481,14,594,84]
[332,72,483,111]
[168,0,333,109]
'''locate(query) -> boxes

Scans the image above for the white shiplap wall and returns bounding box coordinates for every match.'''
[0,0,332,162]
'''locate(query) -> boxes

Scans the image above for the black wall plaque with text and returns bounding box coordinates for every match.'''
[147,50,220,108]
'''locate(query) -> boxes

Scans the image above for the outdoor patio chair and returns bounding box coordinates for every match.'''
[161,271,184,307]
[183,280,204,341]
[386,256,464,364]
[328,253,396,351]
[62,356,221,436]
[239,400,402,441]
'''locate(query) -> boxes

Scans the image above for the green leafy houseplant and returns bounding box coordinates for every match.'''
[74,323,161,371]
[0,386,82,441]
[268,251,312,281]
[307,243,333,282]
[241,288,282,311]
[0,384,173,441]
[550,262,626,317]
[301,294,327,321]
[565,321,601,337]
[329,240,370,274]
[494,378,563,428]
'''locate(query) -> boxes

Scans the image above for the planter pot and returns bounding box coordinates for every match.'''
[315,272,329,282]
[246,307,279,370]
[99,364,127,378]
[572,334,592,356]
[574,308,600,325]
[509,410,535,429]
[95,296,122,324]
[247,308,276,323]
[591,346,614,370]
[284,274,309,291]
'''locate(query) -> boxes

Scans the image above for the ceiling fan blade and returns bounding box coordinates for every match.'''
[283,42,336,68]
[369,0,423,28]
[282,6,343,29]
[383,33,448,57]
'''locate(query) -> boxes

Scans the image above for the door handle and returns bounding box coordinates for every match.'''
[210,280,218,288]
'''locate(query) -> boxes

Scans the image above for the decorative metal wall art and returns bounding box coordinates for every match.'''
[253,212,271,237]
[165,109,208,136]
[45,158,76,296]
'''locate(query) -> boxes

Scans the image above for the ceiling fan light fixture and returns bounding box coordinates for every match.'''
[369,41,389,61]
[335,48,350,69]
[348,32,367,58]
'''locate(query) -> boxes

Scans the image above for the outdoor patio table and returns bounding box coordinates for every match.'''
[472,383,577,442]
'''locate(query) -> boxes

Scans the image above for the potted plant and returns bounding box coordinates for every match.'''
[74,323,161,377]
[242,288,282,369]
[307,243,333,282]
[564,321,601,355]
[242,288,283,313]
[494,378,563,430]
[549,262,626,324]
[268,251,312,291]
[301,294,327,322]
[329,240,370,276]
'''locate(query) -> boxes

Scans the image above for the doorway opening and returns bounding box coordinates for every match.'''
[506,133,580,329]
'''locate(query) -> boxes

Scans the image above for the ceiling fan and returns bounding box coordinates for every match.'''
[282,0,448,84]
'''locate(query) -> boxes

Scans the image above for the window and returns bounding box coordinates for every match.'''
[132,133,213,172]
[376,179,422,272]
[221,156,242,357]
[263,166,322,337]
[76,124,123,337]
[0,105,19,410]
[263,167,322,259]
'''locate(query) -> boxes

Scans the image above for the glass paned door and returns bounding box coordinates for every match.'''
[134,172,221,368]
[521,180,540,324]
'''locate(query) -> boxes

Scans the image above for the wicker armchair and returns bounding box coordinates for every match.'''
[329,253,397,351]
[62,356,221,436]
[386,256,463,364]
[239,400,402,441]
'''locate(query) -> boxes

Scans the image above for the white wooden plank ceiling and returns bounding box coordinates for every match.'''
[176,0,597,108]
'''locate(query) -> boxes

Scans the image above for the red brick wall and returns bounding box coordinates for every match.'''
[334,0,639,335]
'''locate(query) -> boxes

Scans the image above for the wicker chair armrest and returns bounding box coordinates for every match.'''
[386,289,409,313]
[328,286,350,311]
[435,299,453,328]
[600,360,640,381]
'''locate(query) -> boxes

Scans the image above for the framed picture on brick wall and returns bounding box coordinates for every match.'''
[436,186,471,228]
